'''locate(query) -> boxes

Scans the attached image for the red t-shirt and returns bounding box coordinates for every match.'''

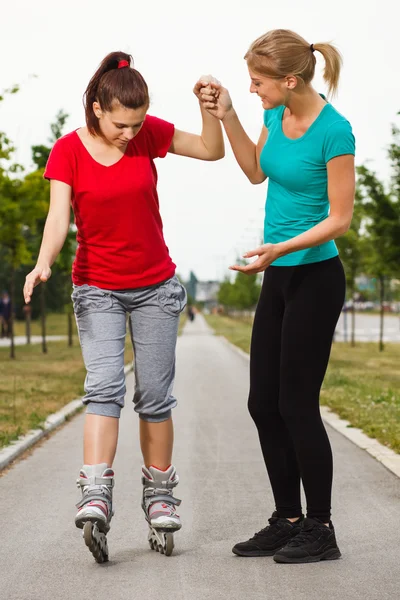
[44,115,176,289]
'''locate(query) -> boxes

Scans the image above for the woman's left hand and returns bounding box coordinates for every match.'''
[193,75,220,102]
[229,244,280,274]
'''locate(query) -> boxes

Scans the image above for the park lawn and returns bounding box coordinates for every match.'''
[14,310,188,338]
[0,312,187,449]
[178,312,187,336]
[205,314,400,454]
[0,336,134,449]
[0,341,88,448]
[12,313,78,337]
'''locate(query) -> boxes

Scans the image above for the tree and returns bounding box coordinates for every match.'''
[356,165,400,351]
[28,109,72,349]
[20,169,52,353]
[0,84,27,358]
[218,279,235,309]
[0,177,31,358]
[336,188,365,346]
[32,109,69,169]
[218,267,261,311]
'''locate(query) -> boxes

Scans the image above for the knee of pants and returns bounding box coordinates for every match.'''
[82,368,126,418]
[248,393,261,424]
[133,381,177,423]
[278,391,320,423]
[248,392,279,428]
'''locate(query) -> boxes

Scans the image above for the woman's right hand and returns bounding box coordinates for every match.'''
[24,265,52,304]
[199,82,234,121]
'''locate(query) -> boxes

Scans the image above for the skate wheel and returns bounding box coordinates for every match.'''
[83,521,109,564]
[83,521,93,547]
[164,533,174,557]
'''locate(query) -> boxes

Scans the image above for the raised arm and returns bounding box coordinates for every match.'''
[199,82,267,184]
[168,77,224,161]
[23,180,72,303]
[224,112,267,184]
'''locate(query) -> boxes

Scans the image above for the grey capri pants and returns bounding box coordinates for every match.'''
[71,275,187,422]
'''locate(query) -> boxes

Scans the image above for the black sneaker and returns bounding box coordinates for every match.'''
[232,512,304,557]
[273,517,341,563]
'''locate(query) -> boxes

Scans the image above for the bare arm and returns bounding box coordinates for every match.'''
[198,83,267,183]
[222,110,267,184]
[23,180,72,303]
[168,78,224,161]
[231,154,355,273]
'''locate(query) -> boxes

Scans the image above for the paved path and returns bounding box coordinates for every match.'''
[0,335,67,347]
[1,315,399,599]
[335,313,400,342]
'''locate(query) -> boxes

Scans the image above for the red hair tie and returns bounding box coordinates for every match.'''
[118,60,129,69]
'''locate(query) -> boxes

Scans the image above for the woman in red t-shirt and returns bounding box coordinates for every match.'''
[23,51,224,562]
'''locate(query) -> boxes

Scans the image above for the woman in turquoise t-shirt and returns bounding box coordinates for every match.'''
[200,29,355,564]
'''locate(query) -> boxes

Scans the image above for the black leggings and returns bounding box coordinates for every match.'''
[248,256,345,522]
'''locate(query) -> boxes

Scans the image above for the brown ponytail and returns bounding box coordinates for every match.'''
[244,29,342,97]
[84,51,149,136]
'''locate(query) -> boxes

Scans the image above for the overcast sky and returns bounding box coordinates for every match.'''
[1,0,398,281]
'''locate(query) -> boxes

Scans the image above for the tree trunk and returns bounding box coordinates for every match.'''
[40,283,47,354]
[25,308,31,344]
[350,279,356,347]
[379,274,385,352]
[9,266,16,360]
[67,312,73,347]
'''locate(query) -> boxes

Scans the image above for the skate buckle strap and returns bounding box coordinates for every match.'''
[141,476,177,490]
[76,491,112,510]
[77,475,114,489]
[144,492,181,506]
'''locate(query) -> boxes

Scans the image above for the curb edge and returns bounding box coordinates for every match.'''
[217,334,400,479]
[0,363,134,472]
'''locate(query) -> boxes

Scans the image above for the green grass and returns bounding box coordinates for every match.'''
[0,334,133,450]
[205,314,253,353]
[0,341,87,448]
[14,310,188,338]
[205,314,400,454]
[0,311,187,449]
[178,312,187,336]
[12,313,77,337]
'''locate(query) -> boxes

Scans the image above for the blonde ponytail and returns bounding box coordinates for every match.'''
[245,29,343,97]
[312,43,342,96]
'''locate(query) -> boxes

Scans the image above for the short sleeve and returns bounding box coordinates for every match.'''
[323,120,355,164]
[44,136,74,186]
[142,115,175,159]
[263,106,284,131]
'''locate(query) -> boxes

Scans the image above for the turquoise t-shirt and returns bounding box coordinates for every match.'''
[260,100,355,266]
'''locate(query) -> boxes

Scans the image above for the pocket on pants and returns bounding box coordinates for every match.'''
[157,276,187,316]
[71,284,113,316]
